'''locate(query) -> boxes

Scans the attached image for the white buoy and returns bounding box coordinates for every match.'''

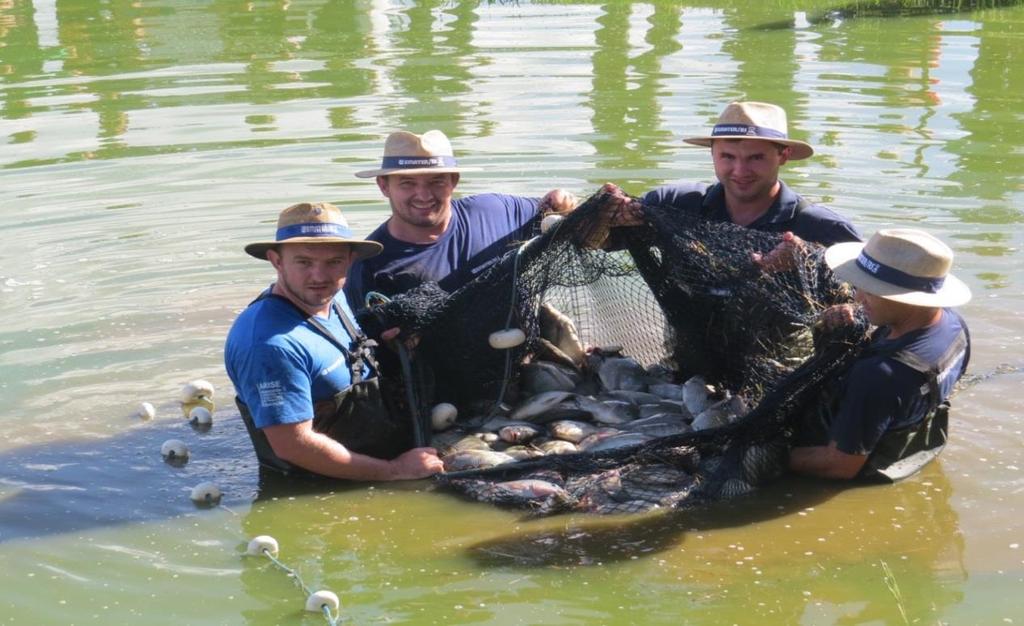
[136,402,156,421]
[160,439,189,460]
[488,328,526,350]
[430,403,458,431]
[181,396,215,419]
[305,590,340,613]
[190,481,221,504]
[180,379,215,404]
[189,406,213,425]
[246,535,279,557]
[540,213,564,234]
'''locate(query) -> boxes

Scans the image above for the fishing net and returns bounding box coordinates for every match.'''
[358,190,868,515]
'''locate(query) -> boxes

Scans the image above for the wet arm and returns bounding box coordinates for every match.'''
[264,420,441,481]
[789,442,867,479]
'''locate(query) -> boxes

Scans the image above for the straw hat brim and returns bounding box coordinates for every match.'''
[825,242,972,308]
[245,237,383,261]
[683,136,814,161]
[354,166,479,178]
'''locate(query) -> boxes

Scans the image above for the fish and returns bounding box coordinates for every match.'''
[510,390,574,422]
[604,390,664,405]
[498,423,543,444]
[648,383,685,401]
[520,361,581,395]
[538,302,586,367]
[581,432,652,453]
[692,394,747,431]
[623,414,692,438]
[488,479,569,500]
[502,445,545,461]
[638,401,689,419]
[598,357,650,392]
[681,375,714,416]
[548,419,599,444]
[538,439,578,455]
[443,449,517,472]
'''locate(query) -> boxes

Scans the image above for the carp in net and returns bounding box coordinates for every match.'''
[358,190,867,515]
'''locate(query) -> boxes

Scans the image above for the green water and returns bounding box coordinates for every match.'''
[1,1,1023,623]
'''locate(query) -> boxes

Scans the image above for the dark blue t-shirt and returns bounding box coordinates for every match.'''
[831,309,970,456]
[642,181,861,246]
[344,193,540,308]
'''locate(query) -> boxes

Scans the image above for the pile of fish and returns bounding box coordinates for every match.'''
[433,351,747,472]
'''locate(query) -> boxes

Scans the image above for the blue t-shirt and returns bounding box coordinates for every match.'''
[344,193,541,308]
[643,181,861,246]
[830,309,970,456]
[224,290,372,429]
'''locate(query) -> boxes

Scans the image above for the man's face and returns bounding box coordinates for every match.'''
[711,139,789,206]
[854,288,907,328]
[377,173,459,231]
[267,243,353,315]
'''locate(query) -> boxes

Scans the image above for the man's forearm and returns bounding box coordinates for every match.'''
[264,421,399,481]
[789,443,867,480]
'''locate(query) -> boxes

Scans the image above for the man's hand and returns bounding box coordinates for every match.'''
[600,182,644,226]
[818,303,860,331]
[381,327,420,351]
[538,189,580,215]
[390,447,445,479]
[752,231,808,273]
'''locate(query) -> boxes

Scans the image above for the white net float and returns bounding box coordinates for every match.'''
[305,590,340,613]
[180,379,215,404]
[246,535,279,557]
[181,396,215,418]
[189,406,213,425]
[430,403,458,431]
[488,328,526,350]
[160,439,189,460]
[189,481,221,504]
[136,402,156,420]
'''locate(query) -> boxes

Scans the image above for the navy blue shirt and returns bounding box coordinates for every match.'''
[831,309,970,456]
[643,181,861,246]
[345,193,540,308]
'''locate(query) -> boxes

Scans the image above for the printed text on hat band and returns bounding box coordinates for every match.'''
[276,223,354,241]
[855,251,946,293]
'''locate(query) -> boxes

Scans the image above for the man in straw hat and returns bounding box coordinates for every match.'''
[604,101,860,247]
[344,129,579,308]
[225,202,444,480]
[789,228,971,481]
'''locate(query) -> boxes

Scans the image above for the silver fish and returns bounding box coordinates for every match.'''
[488,479,569,500]
[692,394,746,431]
[548,419,599,444]
[598,357,650,392]
[577,397,637,425]
[510,390,574,422]
[538,439,578,455]
[604,390,664,405]
[502,445,545,461]
[581,432,652,453]
[648,383,685,401]
[520,361,581,395]
[681,375,713,416]
[638,401,689,419]
[498,423,543,444]
[443,449,516,472]
[624,414,691,438]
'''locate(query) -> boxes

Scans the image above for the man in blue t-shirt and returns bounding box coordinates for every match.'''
[602,101,860,248]
[224,202,444,480]
[789,229,972,481]
[344,129,578,309]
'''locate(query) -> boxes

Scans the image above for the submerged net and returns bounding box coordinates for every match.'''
[359,190,867,515]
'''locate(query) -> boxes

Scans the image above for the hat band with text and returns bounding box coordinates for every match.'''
[276,222,354,241]
[711,124,787,140]
[856,251,946,293]
[380,155,458,169]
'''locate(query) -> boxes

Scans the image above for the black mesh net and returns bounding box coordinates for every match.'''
[358,190,868,515]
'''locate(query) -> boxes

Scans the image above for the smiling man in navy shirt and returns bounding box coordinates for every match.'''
[344,130,577,309]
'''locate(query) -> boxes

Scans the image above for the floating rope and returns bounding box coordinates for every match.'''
[247,535,345,625]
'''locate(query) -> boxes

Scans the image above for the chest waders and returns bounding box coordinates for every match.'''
[801,325,969,483]
[237,294,413,475]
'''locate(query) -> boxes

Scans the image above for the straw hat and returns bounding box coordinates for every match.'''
[245,202,383,261]
[683,101,814,160]
[825,229,971,307]
[354,130,476,178]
